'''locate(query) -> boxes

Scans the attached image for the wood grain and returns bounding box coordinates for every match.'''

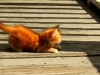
[0,57,100,75]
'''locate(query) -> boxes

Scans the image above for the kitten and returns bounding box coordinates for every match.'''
[0,22,62,53]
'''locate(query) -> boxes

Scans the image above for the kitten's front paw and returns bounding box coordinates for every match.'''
[46,48,59,53]
[53,49,59,53]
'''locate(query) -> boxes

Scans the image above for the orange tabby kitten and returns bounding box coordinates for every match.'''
[0,22,62,53]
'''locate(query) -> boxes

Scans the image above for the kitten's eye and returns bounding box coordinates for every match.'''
[58,36,60,39]
[58,37,59,39]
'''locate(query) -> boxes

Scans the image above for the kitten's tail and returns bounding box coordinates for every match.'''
[0,22,14,33]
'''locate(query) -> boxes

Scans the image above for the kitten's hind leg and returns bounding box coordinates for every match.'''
[13,48,23,52]
[11,45,23,52]
[9,36,23,52]
[9,42,23,52]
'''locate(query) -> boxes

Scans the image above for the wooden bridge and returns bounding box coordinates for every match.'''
[0,0,100,75]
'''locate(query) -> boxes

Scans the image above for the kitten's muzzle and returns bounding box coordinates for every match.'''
[54,43,62,51]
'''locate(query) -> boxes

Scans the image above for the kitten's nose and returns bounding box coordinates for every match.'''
[54,43,62,51]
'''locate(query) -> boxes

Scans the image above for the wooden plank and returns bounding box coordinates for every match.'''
[0,57,100,75]
[0,9,98,18]
[0,0,88,8]
[3,23,100,29]
[62,36,100,41]
[62,29,100,35]
[0,5,84,9]
[0,50,100,58]
[1,29,100,35]
[0,13,95,18]
[0,41,8,44]
[0,57,99,67]
[0,34,8,39]
[0,52,88,58]
[0,1,77,4]
[0,9,88,14]
[0,18,97,23]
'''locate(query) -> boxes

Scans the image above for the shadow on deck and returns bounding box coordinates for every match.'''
[61,0,100,73]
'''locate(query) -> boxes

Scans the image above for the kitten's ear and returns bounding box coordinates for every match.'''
[48,29,58,37]
[54,25,59,29]
[52,29,58,36]
[52,25,59,36]
[48,25,59,37]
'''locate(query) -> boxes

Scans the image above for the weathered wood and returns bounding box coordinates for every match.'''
[0,0,100,75]
[0,51,100,59]
[0,5,84,9]
[0,57,100,75]
[0,13,96,18]
[0,18,98,23]
[0,0,88,8]
[0,52,88,58]
[0,0,77,4]
[3,23,100,29]
[0,9,88,14]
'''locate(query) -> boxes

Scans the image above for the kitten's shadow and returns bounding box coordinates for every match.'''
[0,44,12,52]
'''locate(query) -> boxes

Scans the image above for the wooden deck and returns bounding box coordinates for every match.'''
[0,0,100,75]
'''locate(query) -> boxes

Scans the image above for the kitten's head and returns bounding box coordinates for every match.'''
[40,25,62,50]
